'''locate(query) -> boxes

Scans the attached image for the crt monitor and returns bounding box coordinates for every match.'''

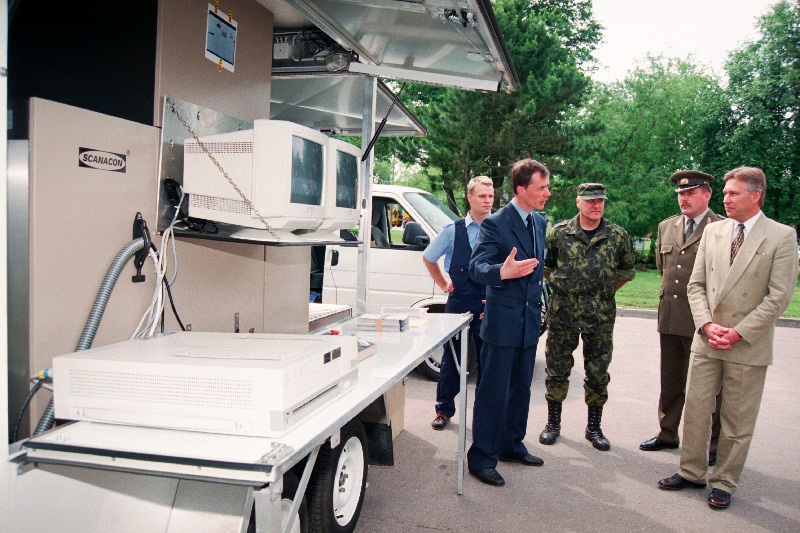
[319,138,362,231]
[182,119,328,231]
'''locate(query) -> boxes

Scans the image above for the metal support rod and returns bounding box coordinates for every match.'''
[281,446,319,533]
[456,319,469,495]
[355,75,377,316]
[253,444,321,533]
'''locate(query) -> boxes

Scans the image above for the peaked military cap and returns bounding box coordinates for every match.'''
[670,170,714,192]
[577,182,607,199]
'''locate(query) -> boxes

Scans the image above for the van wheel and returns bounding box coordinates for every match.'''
[307,420,368,533]
[417,334,477,382]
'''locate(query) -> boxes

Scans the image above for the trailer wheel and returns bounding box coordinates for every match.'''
[248,471,307,533]
[307,420,368,533]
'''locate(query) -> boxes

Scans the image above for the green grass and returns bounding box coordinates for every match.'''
[615,269,662,310]
[615,269,800,318]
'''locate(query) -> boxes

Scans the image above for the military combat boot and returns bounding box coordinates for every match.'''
[539,400,562,445]
[585,405,610,451]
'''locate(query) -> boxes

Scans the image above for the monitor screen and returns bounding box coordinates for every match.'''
[335,150,358,209]
[290,135,324,206]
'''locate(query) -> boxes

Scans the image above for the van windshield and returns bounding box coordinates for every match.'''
[403,192,460,233]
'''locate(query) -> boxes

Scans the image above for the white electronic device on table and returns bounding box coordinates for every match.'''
[53,332,359,437]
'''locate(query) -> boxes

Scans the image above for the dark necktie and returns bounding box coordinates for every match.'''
[730,223,745,265]
[526,214,536,251]
[684,218,695,244]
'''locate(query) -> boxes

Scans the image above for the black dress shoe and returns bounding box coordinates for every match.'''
[499,453,544,466]
[657,473,707,490]
[469,468,505,486]
[640,437,679,451]
[708,488,731,509]
[708,451,717,466]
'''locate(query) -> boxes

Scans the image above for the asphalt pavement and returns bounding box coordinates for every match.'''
[355,314,800,533]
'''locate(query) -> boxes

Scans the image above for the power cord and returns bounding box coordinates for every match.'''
[11,377,47,443]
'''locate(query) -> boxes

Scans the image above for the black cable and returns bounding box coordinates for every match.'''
[147,241,186,332]
[183,216,219,234]
[164,277,186,331]
[362,83,406,163]
[11,379,46,443]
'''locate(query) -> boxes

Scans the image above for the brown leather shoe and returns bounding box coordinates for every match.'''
[708,488,731,509]
[431,413,450,430]
[657,473,707,490]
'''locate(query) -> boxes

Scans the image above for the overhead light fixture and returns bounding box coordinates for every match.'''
[325,52,351,72]
[348,62,500,93]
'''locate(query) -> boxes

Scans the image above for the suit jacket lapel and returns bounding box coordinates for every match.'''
[669,217,683,248]
[674,211,713,249]
[717,215,767,304]
[511,208,535,257]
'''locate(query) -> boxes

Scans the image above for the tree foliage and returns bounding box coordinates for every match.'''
[558,57,726,238]
[718,0,800,228]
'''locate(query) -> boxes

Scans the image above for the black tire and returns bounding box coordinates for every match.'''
[416,307,477,382]
[248,471,308,533]
[539,279,551,336]
[307,420,368,533]
[417,334,477,382]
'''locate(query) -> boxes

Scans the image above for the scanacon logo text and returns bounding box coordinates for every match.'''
[79,148,127,173]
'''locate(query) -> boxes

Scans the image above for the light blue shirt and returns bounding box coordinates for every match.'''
[423,212,481,271]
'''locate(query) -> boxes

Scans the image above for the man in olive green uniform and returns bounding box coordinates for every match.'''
[640,171,722,464]
[539,183,635,451]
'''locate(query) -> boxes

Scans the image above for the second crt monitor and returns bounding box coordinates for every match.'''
[319,137,362,231]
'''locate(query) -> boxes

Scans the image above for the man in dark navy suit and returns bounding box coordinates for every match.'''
[467,159,551,486]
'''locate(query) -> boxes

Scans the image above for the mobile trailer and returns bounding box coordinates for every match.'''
[1,1,518,531]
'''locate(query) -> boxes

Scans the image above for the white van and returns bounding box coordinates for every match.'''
[319,184,468,379]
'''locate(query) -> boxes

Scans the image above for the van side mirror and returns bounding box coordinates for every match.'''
[402,222,429,248]
[330,249,339,267]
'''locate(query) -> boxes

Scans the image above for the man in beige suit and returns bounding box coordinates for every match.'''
[657,166,798,510]
[641,171,722,464]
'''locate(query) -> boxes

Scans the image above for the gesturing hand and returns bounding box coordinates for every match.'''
[499,247,539,280]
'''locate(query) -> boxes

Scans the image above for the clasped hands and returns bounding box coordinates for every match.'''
[499,247,538,280]
[702,322,742,350]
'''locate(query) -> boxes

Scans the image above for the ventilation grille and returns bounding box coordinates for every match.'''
[68,368,253,410]
[190,194,253,216]
[185,141,253,155]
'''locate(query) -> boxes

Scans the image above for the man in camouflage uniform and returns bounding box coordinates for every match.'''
[539,183,636,451]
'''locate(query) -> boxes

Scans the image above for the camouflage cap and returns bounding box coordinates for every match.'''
[577,183,607,199]
[670,170,714,192]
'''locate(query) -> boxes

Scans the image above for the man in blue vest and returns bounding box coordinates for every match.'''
[423,175,495,430]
